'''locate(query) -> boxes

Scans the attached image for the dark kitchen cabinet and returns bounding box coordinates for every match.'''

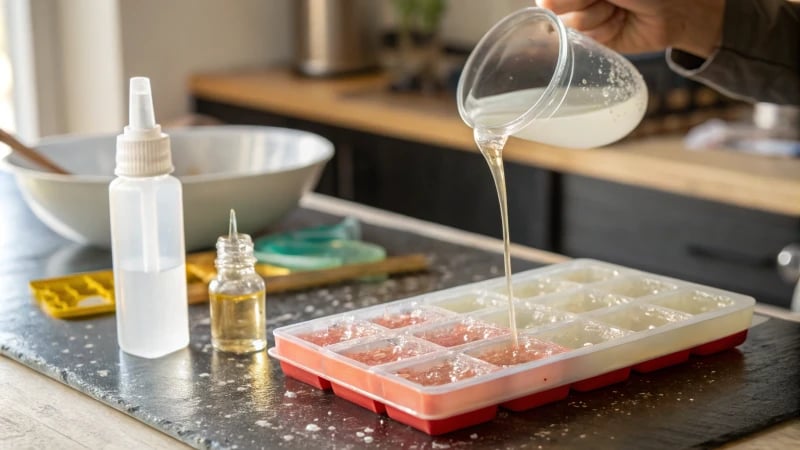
[194,98,799,309]
[558,175,799,307]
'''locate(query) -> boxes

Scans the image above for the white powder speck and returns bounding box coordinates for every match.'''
[304,305,315,313]
[76,364,83,368]
[224,414,232,419]
[61,349,69,354]
[285,391,297,398]
[364,436,374,443]
[356,432,365,437]
[227,379,234,383]
[255,420,270,427]
[236,363,244,368]
[470,433,478,439]
[90,360,97,364]
[237,386,247,392]
[85,324,94,329]
[199,373,210,378]
[328,426,336,431]
[305,424,321,432]
[580,434,586,439]
[97,370,109,377]
[218,381,227,386]
[432,443,451,449]
[364,427,374,433]
[283,435,294,441]
[327,411,332,415]
[84,344,94,349]
[69,336,76,341]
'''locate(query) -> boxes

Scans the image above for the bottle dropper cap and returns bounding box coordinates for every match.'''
[115,77,173,177]
[215,209,256,267]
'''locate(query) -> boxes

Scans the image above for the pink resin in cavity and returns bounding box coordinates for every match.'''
[416,320,508,347]
[474,338,569,367]
[395,358,496,386]
[370,309,435,329]
[297,321,377,347]
[344,340,434,366]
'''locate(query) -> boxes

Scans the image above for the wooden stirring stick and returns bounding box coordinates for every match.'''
[186,253,429,304]
[0,128,70,174]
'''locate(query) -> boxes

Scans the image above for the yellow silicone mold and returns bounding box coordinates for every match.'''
[29,264,210,319]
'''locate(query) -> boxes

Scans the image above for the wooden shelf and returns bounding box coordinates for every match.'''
[190,68,800,216]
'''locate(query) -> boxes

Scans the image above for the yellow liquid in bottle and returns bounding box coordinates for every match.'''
[475,129,518,344]
[210,291,267,353]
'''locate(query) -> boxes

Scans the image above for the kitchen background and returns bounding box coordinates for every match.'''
[2,0,798,310]
[1,0,531,139]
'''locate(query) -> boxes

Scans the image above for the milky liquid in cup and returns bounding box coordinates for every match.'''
[470,86,648,149]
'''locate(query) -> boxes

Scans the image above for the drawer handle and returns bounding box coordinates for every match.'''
[686,244,774,268]
[777,244,800,283]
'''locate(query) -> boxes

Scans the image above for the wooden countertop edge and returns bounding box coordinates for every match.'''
[190,70,800,217]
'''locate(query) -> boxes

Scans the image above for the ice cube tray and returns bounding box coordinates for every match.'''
[268,259,754,435]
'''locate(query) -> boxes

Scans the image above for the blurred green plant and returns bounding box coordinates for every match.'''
[391,0,447,36]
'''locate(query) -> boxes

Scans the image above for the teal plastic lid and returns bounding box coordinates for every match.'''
[254,217,386,271]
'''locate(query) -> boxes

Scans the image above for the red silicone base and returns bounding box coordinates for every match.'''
[331,382,386,414]
[501,385,571,412]
[385,405,497,435]
[571,367,631,392]
[692,330,748,356]
[633,349,692,373]
[279,361,331,390]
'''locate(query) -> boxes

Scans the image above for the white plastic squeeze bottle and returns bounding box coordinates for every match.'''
[110,77,189,358]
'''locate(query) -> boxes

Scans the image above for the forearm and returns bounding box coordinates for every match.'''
[670,0,724,59]
[667,0,800,105]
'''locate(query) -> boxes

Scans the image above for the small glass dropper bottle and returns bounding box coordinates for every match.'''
[209,210,267,353]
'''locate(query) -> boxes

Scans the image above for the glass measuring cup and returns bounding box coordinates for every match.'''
[457,7,648,149]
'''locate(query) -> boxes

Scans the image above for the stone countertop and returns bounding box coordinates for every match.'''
[1,172,799,449]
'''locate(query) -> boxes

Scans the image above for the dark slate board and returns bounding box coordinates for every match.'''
[1,172,798,450]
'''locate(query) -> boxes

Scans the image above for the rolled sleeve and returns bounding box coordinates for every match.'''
[666,0,800,105]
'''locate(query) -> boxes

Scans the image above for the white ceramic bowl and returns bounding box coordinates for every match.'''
[1,126,334,251]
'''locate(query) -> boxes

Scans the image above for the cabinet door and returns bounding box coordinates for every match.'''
[560,175,799,308]
[350,132,555,250]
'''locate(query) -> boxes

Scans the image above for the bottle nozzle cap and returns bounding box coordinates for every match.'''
[128,77,156,131]
[229,209,238,241]
[115,76,172,177]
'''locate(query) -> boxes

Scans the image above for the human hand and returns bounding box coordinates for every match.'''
[538,0,724,58]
